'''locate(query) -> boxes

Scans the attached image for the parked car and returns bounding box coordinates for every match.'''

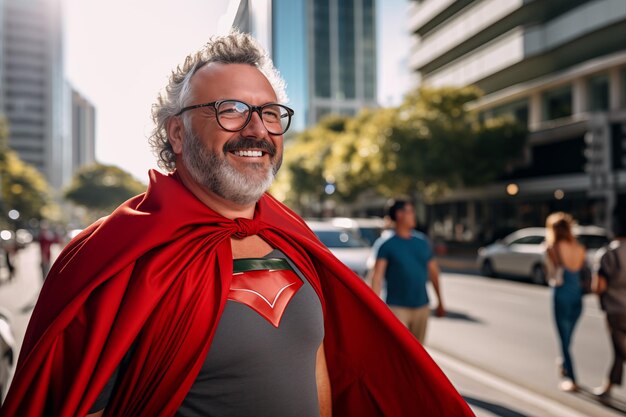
[477,226,610,285]
[330,217,386,246]
[306,220,372,278]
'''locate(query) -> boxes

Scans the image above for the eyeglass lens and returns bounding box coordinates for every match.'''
[217,100,291,134]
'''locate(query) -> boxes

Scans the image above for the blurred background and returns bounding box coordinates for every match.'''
[1,0,626,416]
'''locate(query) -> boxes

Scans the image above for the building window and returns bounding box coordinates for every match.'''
[589,74,609,112]
[622,67,626,109]
[313,0,331,99]
[543,85,572,121]
[338,0,355,100]
[489,99,529,126]
[362,0,376,100]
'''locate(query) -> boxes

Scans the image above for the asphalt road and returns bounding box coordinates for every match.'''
[428,271,626,417]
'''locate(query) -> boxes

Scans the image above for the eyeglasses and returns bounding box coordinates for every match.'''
[175,99,294,135]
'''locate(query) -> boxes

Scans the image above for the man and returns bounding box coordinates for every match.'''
[1,33,472,417]
[593,213,626,398]
[370,200,444,343]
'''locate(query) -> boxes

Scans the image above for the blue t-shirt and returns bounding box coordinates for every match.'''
[376,232,433,308]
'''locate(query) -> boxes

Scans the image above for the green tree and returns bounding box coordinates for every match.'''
[64,163,146,213]
[0,117,52,224]
[393,86,526,197]
[279,86,527,207]
[274,115,350,211]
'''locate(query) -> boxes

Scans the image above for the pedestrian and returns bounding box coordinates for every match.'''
[545,212,586,392]
[36,222,58,280]
[592,211,626,398]
[369,199,445,344]
[1,236,17,281]
[0,32,473,417]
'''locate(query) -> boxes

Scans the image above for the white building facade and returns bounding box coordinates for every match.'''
[410,0,626,242]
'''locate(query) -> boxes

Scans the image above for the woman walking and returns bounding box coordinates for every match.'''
[545,212,586,392]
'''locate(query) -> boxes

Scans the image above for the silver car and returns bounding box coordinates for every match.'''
[477,226,609,285]
[306,220,372,278]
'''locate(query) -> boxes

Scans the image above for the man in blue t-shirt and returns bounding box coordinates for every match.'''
[369,200,444,343]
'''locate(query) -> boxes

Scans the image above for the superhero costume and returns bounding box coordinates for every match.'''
[91,252,324,416]
[1,170,474,417]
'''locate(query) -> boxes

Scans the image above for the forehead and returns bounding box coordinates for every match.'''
[189,63,277,104]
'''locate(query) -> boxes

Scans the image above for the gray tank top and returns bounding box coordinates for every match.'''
[176,249,324,417]
[90,250,324,417]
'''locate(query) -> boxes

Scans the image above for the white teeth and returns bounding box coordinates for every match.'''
[234,150,263,157]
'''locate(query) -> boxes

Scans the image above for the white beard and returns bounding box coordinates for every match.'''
[182,128,277,206]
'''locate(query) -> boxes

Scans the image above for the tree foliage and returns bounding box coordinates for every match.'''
[64,163,146,212]
[277,86,527,209]
[0,116,52,223]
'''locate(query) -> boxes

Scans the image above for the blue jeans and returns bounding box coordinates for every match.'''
[553,270,583,382]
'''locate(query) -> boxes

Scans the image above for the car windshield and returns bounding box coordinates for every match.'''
[577,234,610,249]
[315,230,369,248]
[357,227,383,245]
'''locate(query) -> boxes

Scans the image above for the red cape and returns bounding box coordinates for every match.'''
[1,170,473,417]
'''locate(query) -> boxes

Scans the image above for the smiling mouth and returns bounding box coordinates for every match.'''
[231,149,265,157]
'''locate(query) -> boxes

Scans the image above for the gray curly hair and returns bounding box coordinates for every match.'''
[149,31,287,171]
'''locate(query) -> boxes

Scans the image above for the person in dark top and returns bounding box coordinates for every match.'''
[593,212,626,398]
[369,200,445,343]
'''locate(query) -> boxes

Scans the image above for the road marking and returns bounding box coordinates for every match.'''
[429,348,591,417]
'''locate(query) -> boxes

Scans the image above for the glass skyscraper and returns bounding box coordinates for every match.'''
[234,0,378,132]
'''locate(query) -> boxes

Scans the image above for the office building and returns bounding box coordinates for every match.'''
[409,0,626,242]
[70,86,96,174]
[233,0,378,131]
[0,0,69,188]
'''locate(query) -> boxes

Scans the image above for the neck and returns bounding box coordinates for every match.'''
[395,225,413,238]
[175,164,256,220]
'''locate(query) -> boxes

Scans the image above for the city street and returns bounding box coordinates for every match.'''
[429,271,626,417]
[2,244,626,416]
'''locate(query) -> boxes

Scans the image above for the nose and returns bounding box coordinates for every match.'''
[240,110,269,139]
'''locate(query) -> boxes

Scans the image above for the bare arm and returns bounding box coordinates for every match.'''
[428,259,445,317]
[316,343,332,417]
[368,258,388,298]
[86,411,104,417]
[594,273,608,295]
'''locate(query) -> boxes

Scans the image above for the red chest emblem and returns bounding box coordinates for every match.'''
[228,260,303,328]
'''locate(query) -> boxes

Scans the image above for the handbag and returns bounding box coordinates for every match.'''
[547,246,564,287]
[579,263,593,295]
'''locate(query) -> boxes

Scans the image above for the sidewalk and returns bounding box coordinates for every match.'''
[429,348,595,417]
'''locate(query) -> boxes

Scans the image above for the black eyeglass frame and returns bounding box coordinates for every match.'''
[174,99,295,135]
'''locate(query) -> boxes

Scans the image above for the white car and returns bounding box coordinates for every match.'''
[477,226,609,285]
[306,220,372,278]
[329,217,386,246]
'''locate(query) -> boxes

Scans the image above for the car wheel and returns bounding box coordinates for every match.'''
[481,259,496,277]
[531,264,547,285]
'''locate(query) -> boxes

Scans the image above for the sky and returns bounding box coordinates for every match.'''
[63,0,412,183]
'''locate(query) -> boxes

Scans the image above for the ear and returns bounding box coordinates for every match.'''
[167,116,185,155]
